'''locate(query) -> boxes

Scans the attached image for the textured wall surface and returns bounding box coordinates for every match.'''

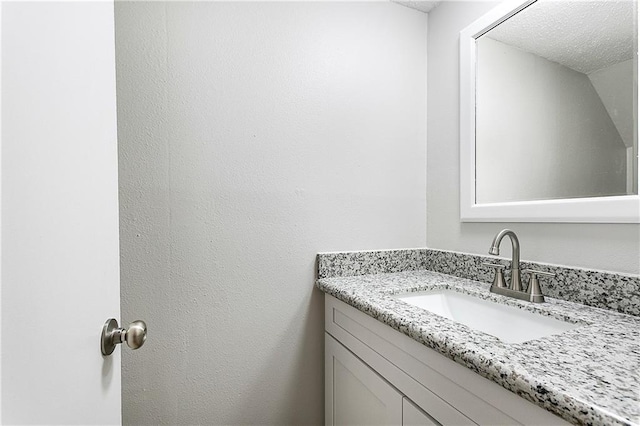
[426,1,640,275]
[115,2,427,424]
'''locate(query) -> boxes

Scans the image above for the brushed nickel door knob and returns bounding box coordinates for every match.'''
[101,318,147,356]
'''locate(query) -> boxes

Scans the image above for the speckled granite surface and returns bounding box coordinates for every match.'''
[316,270,640,426]
[317,248,640,316]
[424,249,640,317]
[317,249,428,278]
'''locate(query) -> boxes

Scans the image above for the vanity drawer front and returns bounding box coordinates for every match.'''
[325,294,569,426]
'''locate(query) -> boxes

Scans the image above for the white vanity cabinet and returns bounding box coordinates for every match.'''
[403,398,440,426]
[324,294,570,426]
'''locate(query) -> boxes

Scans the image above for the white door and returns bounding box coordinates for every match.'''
[1,1,122,424]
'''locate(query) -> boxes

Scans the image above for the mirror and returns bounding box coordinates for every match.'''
[460,0,640,223]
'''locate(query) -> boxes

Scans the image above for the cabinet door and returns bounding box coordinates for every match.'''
[403,397,440,426]
[326,333,403,426]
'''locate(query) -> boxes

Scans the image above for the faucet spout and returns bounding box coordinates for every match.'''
[488,229,522,291]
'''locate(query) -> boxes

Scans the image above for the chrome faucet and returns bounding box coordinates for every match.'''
[483,229,555,303]
[488,229,522,291]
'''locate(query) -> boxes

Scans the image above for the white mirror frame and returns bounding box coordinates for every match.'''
[460,0,640,223]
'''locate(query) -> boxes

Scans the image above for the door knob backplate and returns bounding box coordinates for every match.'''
[101,318,147,356]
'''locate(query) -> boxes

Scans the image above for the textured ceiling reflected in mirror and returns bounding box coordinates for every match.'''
[390,1,440,14]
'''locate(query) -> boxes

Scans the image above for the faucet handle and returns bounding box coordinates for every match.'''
[523,269,555,303]
[482,262,507,288]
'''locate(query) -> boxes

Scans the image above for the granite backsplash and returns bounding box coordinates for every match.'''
[317,248,640,317]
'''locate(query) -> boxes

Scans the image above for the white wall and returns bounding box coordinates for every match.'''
[427,1,640,275]
[115,2,427,424]
[589,59,634,149]
[476,37,627,203]
[0,3,3,420]
[589,59,637,194]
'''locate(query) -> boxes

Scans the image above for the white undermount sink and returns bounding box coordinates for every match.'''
[394,289,580,344]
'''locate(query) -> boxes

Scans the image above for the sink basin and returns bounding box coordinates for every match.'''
[394,289,580,344]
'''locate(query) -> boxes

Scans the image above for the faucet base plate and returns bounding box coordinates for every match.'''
[490,285,544,303]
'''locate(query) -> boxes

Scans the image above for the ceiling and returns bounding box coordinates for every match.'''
[390,1,441,14]
[486,0,635,74]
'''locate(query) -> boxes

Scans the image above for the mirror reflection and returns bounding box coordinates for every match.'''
[475,0,637,204]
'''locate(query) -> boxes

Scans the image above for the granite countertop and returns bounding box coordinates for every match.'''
[316,270,640,426]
